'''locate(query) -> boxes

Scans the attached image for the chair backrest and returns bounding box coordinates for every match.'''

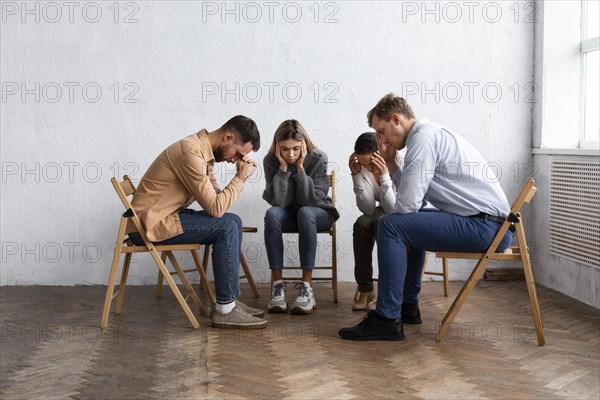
[111,175,137,210]
[509,178,536,214]
[113,174,136,197]
[120,175,136,196]
[111,175,152,245]
[483,178,536,256]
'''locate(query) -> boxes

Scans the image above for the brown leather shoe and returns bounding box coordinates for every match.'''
[367,297,377,311]
[352,290,376,311]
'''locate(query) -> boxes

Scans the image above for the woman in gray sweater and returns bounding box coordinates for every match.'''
[263,119,339,314]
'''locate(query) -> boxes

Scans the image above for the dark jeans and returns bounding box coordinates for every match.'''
[128,209,242,303]
[376,209,513,319]
[353,206,386,292]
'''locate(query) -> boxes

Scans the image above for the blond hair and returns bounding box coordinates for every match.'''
[268,119,317,153]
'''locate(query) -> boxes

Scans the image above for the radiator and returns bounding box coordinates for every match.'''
[549,160,600,268]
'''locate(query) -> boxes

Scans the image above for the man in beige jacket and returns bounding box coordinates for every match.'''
[127,115,267,329]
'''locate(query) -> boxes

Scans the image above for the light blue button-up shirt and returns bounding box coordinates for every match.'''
[392,118,510,217]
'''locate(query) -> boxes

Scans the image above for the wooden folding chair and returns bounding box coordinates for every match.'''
[435,178,544,345]
[100,175,210,330]
[281,171,338,302]
[156,226,260,304]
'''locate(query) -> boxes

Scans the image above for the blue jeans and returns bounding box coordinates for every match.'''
[129,209,242,303]
[376,209,514,319]
[264,206,333,270]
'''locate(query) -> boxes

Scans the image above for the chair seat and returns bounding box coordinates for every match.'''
[318,228,334,235]
[436,247,521,261]
[288,228,333,234]
[120,243,202,253]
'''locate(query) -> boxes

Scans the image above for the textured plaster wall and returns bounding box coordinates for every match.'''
[1,1,534,285]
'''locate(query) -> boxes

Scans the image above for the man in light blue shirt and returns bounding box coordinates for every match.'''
[339,93,513,341]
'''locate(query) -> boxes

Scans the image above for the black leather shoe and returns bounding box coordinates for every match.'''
[401,303,422,324]
[338,310,405,341]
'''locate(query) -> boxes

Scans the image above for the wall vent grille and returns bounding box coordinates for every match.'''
[549,160,600,269]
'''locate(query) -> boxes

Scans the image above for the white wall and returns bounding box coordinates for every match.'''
[530,1,600,308]
[1,1,534,285]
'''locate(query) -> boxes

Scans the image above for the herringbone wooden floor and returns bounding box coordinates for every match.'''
[1,281,598,399]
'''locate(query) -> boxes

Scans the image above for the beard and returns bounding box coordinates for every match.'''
[213,146,224,162]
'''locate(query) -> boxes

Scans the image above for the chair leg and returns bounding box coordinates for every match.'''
[421,255,428,279]
[147,247,200,329]
[191,249,215,305]
[201,244,211,291]
[165,252,206,316]
[100,254,122,328]
[442,257,449,297]
[435,256,491,342]
[421,252,449,297]
[240,252,259,298]
[332,230,338,303]
[100,218,127,329]
[114,252,132,315]
[515,222,545,346]
[156,252,167,298]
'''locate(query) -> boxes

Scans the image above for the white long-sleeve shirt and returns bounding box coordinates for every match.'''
[393,118,510,218]
[352,169,397,215]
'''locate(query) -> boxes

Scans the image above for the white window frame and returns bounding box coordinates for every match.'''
[580,1,600,149]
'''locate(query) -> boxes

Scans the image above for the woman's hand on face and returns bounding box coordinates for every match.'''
[296,141,307,171]
[371,152,389,175]
[275,141,287,172]
[349,152,362,175]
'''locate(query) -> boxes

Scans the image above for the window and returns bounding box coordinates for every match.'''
[581,1,600,148]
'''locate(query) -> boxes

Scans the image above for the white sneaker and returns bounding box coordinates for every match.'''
[267,280,288,313]
[291,282,316,314]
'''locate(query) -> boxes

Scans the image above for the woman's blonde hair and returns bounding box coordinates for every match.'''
[268,119,317,153]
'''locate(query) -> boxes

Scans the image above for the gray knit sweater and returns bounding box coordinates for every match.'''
[262,149,340,220]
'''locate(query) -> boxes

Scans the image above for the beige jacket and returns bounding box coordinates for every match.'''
[126,130,244,241]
